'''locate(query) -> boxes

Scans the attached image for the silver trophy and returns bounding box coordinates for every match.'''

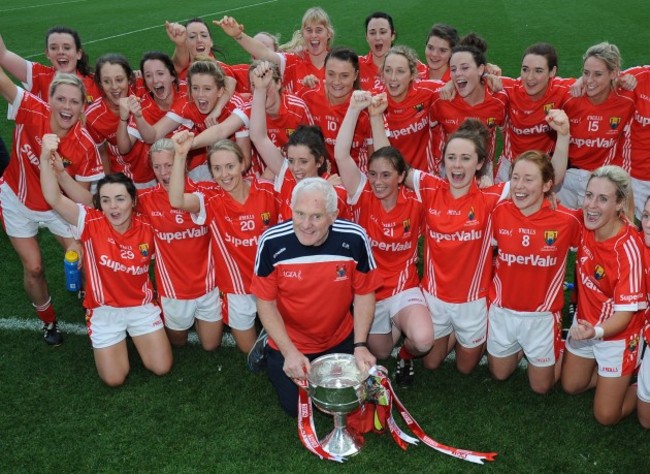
[308,353,369,457]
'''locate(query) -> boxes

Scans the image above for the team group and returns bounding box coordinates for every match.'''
[1,7,649,426]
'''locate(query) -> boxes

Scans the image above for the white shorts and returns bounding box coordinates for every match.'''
[566,327,642,378]
[638,341,650,403]
[494,156,512,184]
[86,303,165,349]
[487,306,561,367]
[188,164,214,183]
[554,168,591,210]
[161,288,222,331]
[0,182,72,238]
[631,177,650,221]
[370,287,428,334]
[424,291,487,348]
[222,293,257,331]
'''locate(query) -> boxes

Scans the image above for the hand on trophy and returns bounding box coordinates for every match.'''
[284,348,310,382]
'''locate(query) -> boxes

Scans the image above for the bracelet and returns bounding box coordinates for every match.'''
[234,33,243,41]
[120,118,129,122]
[592,326,605,340]
[353,342,368,348]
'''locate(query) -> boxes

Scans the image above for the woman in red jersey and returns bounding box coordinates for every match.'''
[487,150,580,394]
[216,7,334,93]
[0,26,99,104]
[169,131,277,353]
[137,138,222,351]
[637,196,650,428]
[335,90,432,387]
[249,62,351,221]
[85,54,156,188]
[556,43,635,209]
[562,166,645,425]
[40,146,172,387]
[0,69,103,346]
[359,12,396,91]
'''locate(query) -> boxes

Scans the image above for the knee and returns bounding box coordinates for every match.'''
[489,367,512,382]
[148,360,173,377]
[101,372,127,388]
[638,411,650,429]
[594,409,621,426]
[201,340,221,352]
[23,261,45,279]
[408,337,434,357]
[561,378,583,395]
[422,356,442,371]
[530,380,554,395]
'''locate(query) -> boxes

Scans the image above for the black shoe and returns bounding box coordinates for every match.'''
[395,355,414,388]
[247,328,268,373]
[43,322,63,346]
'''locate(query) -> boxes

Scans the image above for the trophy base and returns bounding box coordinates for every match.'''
[320,426,364,457]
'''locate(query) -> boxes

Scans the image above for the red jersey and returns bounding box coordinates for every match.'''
[26,61,100,105]
[622,66,650,179]
[4,88,103,211]
[418,66,451,83]
[274,160,351,222]
[576,220,646,340]
[562,89,635,171]
[73,206,156,309]
[298,83,372,173]
[359,53,384,92]
[349,176,424,300]
[501,76,574,162]
[413,170,506,303]
[430,87,507,167]
[490,201,582,312]
[230,63,251,95]
[278,52,325,94]
[641,233,650,343]
[85,98,155,185]
[384,81,438,172]
[252,218,382,353]
[236,93,313,175]
[137,181,216,299]
[166,93,247,170]
[195,177,277,294]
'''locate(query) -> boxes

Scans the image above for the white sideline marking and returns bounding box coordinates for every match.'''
[21,0,279,58]
[0,317,236,347]
[0,0,87,13]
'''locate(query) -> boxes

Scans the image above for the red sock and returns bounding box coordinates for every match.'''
[33,298,56,324]
[399,345,414,360]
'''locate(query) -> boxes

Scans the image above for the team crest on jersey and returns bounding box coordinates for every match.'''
[486,117,496,128]
[543,103,555,114]
[402,219,411,234]
[468,207,475,221]
[138,243,150,256]
[594,265,605,280]
[628,335,640,353]
[335,265,348,280]
[609,117,621,129]
[544,230,558,245]
[261,212,271,226]
[414,103,424,112]
[61,157,72,169]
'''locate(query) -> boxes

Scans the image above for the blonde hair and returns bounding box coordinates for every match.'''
[583,42,621,88]
[49,72,86,104]
[279,7,334,53]
[383,45,420,78]
[187,57,226,90]
[589,165,635,221]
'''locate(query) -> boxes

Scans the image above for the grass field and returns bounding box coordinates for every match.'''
[1,0,650,472]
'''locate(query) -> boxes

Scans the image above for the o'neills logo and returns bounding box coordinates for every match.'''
[99,256,148,275]
[498,250,557,267]
[429,229,482,243]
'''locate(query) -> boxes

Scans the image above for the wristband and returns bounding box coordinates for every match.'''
[120,118,129,122]
[353,342,368,348]
[593,326,605,340]
[234,33,243,41]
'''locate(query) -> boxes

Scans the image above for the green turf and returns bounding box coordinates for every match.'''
[1,0,649,471]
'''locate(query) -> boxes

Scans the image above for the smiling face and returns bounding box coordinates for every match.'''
[48,83,84,134]
[382,53,413,102]
[450,51,484,103]
[99,182,134,233]
[521,54,556,101]
[583,56,617,104]
[143,59,174,105]
[45,32,81,74]
[151,149,174,190]
[368,156,403,205]
[425,36,452,75]
[189,73,223,114]
[366,18,394,60]
[583,177,623,240]
[292,189,337,246]
[325,57,357,104]
[99,62,130,108]
[301,21,331,57]
[209,149,245,194]
[287,144,322,181]
[186,21,213,58]
[444,137,482,196]
[510,159,551,216]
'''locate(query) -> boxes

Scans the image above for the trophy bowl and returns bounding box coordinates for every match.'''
[308,353,369,457]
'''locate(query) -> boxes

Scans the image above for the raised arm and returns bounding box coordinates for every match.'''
[334,91,370,195]
[168,131,200,212]
[39,134,81,226]
[0,65,18,103]
[214,16,281,65]
[116,97,138,154]
[248,61,284,175]
[545,109,570,184]
[0,33,28,83]
[165,21,190,75]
